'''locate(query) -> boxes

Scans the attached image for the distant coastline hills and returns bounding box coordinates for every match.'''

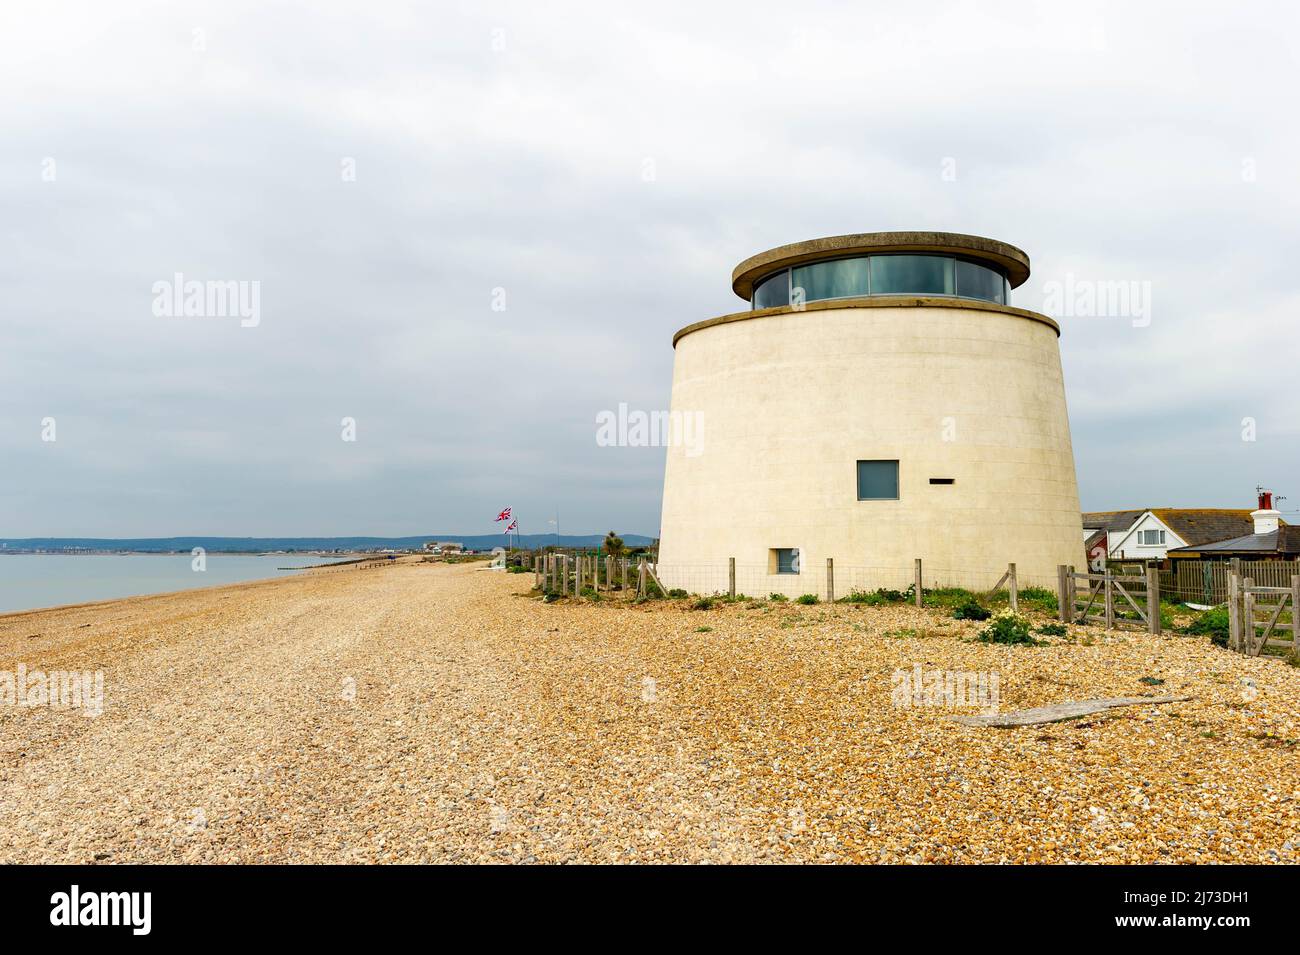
[0,534,657,554]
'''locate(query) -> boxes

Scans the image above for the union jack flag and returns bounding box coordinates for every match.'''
[494,507,511,523]
[504,519,518,533]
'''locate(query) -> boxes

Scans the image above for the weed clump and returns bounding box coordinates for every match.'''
[1017,586,1060,614]
[839,588,910,606]
[977,611,1040,645]
[953,600,992,621]
[1182,606,1230,647]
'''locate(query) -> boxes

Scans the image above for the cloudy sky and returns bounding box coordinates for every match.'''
[3,0,1298,538]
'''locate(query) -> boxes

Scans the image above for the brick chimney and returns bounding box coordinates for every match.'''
[1252,489,1281,535]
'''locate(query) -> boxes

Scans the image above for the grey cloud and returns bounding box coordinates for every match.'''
[2,0,1298,536]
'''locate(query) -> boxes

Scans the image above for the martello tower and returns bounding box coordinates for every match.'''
[657,231,1083,596]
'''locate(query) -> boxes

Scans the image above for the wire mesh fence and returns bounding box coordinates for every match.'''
[654,558,1061,604]
[525,552,1299,650]
[654,563,733,597]
[919,563,1060,595]
[649,563,921,601]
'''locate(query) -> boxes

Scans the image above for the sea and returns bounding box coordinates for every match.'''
[0,554,340,615]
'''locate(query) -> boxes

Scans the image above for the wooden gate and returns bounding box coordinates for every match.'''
[1229,574,1299,657]
[1059,565,1161,633]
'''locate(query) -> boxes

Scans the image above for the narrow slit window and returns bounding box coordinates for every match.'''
[929,478,955,485]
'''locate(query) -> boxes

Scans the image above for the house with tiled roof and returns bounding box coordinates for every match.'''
[1082,498,1280,563]
[1167,491,1299,561]
[1081,510,1145,569]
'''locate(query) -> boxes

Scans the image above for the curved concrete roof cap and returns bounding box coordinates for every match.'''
[731,231,1032,300]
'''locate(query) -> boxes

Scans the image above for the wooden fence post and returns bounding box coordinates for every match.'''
[1146,563,1161,635]
[1228,571,1240,652]
[826,557,835,604]
[643,561,666,598]
[622,558,628,590]
[1008,562,1018,613]
[1243,579,1257,656]
[1057,565,1069,622]
[1104,575,1114,630]
[914,558,923,607]
[637,560,646,597]
[1068,566,1077,623]
[728,557,736,598]
[1291,574,1300,662]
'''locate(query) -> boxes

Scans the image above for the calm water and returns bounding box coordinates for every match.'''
[0,554,340,614]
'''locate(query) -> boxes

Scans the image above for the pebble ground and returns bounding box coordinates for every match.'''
[0,561,1296,863]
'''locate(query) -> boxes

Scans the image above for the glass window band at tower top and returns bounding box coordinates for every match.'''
[750,253,1010,310]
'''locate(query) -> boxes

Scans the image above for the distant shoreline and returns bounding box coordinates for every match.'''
[0,533,657,555]
[0,553,374,561]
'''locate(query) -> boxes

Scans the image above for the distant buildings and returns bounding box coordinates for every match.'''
[1083,508,1261,563]
[1084,492,1293,565]
[1167,491,1299,562]
[423,541,465,555]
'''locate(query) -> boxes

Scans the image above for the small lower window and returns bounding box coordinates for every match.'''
[772,548,800,575]
[857,460,899,500]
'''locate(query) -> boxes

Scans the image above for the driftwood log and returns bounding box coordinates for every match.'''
[951,695,1191,728]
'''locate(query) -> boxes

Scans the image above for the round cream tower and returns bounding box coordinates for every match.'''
[657,232,1083,598]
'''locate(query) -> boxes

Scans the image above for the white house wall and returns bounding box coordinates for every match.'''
[1108,513,1185,559]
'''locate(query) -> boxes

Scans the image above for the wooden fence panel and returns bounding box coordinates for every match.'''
[1160,559,1300,605]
